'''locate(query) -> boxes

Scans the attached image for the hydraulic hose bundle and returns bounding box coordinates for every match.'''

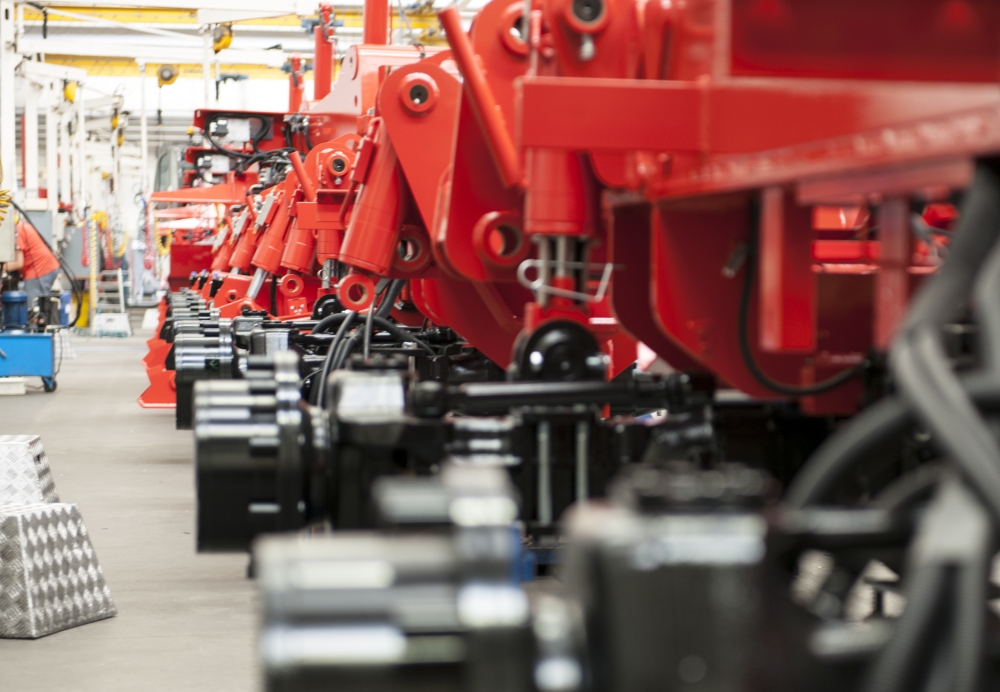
[785,159,1000,692]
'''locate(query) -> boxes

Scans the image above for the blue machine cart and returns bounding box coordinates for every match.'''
[0,333,56,392]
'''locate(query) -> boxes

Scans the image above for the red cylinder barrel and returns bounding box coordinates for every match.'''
[280,218,316,273]
[338,127,408,275]
[229,224,259,273]
[524,150,589,235]
[363,0,389,45]
[314,26,333,101]
[252,190,295,275]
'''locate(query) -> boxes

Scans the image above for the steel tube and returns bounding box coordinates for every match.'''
[439,6,521,188]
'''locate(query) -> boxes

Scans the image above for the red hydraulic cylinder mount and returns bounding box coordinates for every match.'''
[363,0,389,45]
[314,4,334,101]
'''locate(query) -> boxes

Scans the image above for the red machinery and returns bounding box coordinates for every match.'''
[144,0,1000,415]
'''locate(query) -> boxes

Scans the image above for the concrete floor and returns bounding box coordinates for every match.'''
[0,325,259,691]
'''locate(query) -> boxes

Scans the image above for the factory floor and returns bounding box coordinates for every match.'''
[0,317,259,692]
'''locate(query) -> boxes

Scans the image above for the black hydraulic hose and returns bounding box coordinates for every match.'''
[973,229,1000,371]
[377,279,406,319]
[311,311,351,335]
[369,316,435,355]
[892,160,1000,522]
[309,280,411,405]
[332,330,363,371]
[952,552,989,692]
[785,374,1000,507]
[861,564,952,692]
[739,198,863,395]
[9,200,84,328]
[309,280,404,335]
[785,395,910,507]
[312,310,357,406]
[870,464,946,512]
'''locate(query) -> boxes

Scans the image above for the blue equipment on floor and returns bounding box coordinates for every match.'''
[0,292,57,392]
[2,291,28,330]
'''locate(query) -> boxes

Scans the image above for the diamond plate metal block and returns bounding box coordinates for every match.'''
[0,502,116,639]
[0,435,59,505]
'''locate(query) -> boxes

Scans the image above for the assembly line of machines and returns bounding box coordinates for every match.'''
[139,0,1000,690]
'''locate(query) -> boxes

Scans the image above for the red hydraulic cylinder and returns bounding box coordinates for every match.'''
[363,0,389,45]
[289,55,305,112]
[314,5,334,101]
[524,150,589,236]
[281,217,317,273]
[281,153,319,273]
[229,222,259,272]
[338,122,408,276]
[211,237,236,272]
[317,215,344,264]
[252,188,295,275]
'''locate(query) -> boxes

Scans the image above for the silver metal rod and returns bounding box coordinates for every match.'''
[246,267,267,300]
[555,236,569,277]
[537,421,552,526]
[575,420,589,502]
[321,258,335,289]
[536,237,550,308]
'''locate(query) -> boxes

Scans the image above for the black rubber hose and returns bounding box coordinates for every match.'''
[309,279,403,335]
[902,161,1000,333]
[784,374,1000,507]
[901,331,1000,521]
[376,279,406,319]
[312,310,357,406]
[738,197,863,395]
[973,225,1000,371]
[785,395,910,507]
[952,551,989,692]
[10,200,84,328]
[870,463,946,512]
[369,316,435,355]
[332,330,363,370]
[311,311,351,335]
[890,161,1000,522]
[861,564,952,692]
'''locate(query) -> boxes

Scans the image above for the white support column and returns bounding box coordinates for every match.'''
[138,62,149,192]
[0,1,19,201]
[202,30,214,108]
[23,80,39,198]
[59,109,72,208]
[74,87,85,223]
[45,93,58,226]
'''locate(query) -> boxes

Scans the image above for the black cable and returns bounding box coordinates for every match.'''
[203,113,271,160]
[368,316,435,355]
[311,311,351,335]
[861,564,952,692]
[312,310,357,406]
[9,200,83,328]
[784,345,1000,508]
[891,161,1000,523]
[332,329,363,370]
[952,552,989,692]
[738,196,864,396]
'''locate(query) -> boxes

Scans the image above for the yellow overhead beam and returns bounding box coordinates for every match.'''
[43,56,294,79]
[22,6,443,29]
